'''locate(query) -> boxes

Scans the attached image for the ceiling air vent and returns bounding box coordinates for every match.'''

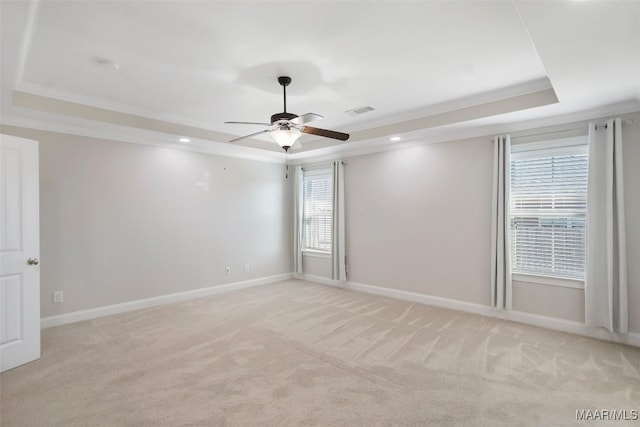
[345,106,375,116]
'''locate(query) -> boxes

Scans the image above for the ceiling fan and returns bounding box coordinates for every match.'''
[225,76,349,152]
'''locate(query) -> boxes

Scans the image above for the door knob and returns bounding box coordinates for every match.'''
[27,257,39,266]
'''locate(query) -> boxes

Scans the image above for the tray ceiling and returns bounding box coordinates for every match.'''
[1,1,639,160]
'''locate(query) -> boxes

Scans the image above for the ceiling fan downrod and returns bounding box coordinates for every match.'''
[278,76,291,113]
[271,76,297,124]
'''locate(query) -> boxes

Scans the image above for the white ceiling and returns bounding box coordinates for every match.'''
[1,0,639,160]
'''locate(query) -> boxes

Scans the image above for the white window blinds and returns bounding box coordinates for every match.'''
[303,170,333,252]
[510,144,588,280]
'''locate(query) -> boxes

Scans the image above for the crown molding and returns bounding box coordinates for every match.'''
[288,101,640,165]
[14,77,554,143]
[14,82,225,134]
[8,77,560,160]
[343,77,555,134]
[0,115,286,164]
[4,96,638,167]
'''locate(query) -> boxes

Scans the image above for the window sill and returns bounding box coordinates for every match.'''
[512,273,584,290]
[302,250,331,259]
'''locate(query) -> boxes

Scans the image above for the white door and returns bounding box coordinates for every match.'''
[0,134,40,372]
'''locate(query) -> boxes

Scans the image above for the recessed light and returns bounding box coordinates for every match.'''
[179,137,190,143]
[390,136,401,141]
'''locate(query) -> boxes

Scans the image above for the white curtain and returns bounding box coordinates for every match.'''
[585,118,628,334]
[490,135,511,309]
[331,161,346,281]
[293,166,304,277]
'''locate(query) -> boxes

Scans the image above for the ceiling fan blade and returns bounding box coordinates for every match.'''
[301,126,349,141]
[225,121,271,126]
[229,129,271,143]
[290,113,324,125]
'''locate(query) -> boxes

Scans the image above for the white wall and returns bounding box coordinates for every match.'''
[0,126,292,317]
[302,112,640,333]
[300,137,496,305]
[512,280,584,322]
[302,254,331,277]
[344,138,494,306]
[3,111,638,331]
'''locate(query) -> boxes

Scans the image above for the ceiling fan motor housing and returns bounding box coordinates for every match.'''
[271,112,298,124]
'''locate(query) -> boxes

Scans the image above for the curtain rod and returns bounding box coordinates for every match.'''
[300,161,346,171]
[594,118,634,130]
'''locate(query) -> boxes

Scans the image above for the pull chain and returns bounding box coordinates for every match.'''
[285,150,289,179]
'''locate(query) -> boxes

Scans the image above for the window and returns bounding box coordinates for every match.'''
[509,143,588,280]
[303,169,332,252]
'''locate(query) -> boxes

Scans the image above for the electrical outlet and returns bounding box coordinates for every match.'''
[244,264,250,272]
[52,291,63,304]
[225,267,231,275]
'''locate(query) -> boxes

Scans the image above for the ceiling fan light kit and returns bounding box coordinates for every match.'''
[225,76,349,152]
[270,128,302,149]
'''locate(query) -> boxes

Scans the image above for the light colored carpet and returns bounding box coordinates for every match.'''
[1,279,639,426]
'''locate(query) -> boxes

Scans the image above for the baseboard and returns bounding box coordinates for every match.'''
[42,272,640,347]
[301,274,640,347]
[40,273,294,329]
[495,310,640,347]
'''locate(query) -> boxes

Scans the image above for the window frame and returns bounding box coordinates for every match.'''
[302,168,333,254]
[509,137,588,289]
